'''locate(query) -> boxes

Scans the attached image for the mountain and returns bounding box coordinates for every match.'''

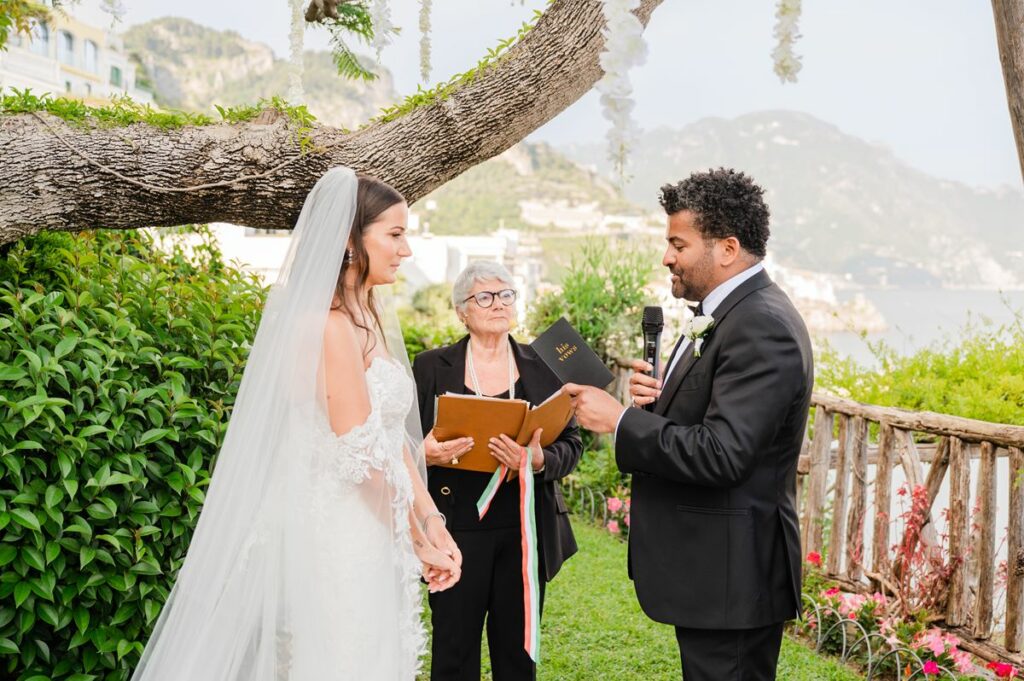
[416,142,645,235]
[559,111,1024,289]
[121,18,397,128]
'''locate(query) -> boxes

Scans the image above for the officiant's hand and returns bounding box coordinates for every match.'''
[425,429,474,466]
[488,429,545,471]
[628,359,662,407]
[563,384,626,434]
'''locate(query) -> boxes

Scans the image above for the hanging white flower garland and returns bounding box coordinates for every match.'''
[287,0,306,104]
[771,0,803,83]
[369,0,396,61]
[419,0,432,83]
[595,0,647,180]
[100,0,126,25]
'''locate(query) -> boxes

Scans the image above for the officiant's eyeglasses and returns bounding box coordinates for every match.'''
[464,289,517,308]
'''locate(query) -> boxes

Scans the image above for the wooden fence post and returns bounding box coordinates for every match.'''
[803,406,833,557]
[845,417,869,582]
[947,437,971,626]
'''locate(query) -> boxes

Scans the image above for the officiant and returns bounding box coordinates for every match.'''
[411,261,582,681]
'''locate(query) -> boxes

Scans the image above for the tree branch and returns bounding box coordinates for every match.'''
[992,0,1024,187]
[0,0,663,244]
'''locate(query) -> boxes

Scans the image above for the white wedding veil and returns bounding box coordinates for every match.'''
[131,166,427,679]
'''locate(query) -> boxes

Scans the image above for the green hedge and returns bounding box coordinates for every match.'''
[0,229,265,680]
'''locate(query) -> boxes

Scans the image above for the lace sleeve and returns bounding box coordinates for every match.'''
[314,408,389,485]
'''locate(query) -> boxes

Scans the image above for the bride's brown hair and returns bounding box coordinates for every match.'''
[332,174,405,357]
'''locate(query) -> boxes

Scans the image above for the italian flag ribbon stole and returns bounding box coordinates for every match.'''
[475,447,542,662]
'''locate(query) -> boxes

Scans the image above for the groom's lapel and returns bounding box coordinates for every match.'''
[654,269,774,416]
[654,342,697,416]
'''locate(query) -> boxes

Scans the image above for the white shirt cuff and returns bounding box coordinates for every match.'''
[614,407,631,440]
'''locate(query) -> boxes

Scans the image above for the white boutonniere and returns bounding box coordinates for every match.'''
[683,314,715,358]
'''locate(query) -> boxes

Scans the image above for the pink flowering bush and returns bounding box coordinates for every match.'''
[799,584,887,656]
[907,627,976,676]
[604,491,630,540]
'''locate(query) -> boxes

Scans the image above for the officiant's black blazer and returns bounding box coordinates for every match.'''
[412,335,582,582]
[616,269,813,630]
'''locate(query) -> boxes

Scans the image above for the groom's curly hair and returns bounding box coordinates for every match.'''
[659,168,770,258]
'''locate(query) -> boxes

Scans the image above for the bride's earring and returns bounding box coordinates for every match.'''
[347,248,355,262]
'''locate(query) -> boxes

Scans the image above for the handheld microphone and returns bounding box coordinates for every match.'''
[641,306,664,412]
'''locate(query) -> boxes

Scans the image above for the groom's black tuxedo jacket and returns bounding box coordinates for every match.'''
[616,269,813,630]
[412,335,582,582]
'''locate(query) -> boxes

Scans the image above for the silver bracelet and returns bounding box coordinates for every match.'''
[422,511,446,534]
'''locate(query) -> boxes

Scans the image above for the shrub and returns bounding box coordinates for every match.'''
[0,228,265,680]
[815,307,1024,425]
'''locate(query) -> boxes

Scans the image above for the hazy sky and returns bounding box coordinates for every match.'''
[92,0,1020,190]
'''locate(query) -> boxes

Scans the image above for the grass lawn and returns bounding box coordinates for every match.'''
[420,518,864,680]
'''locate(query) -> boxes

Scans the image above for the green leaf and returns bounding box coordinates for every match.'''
[0,366,27,381]
[44,485,64,509]
[78,425,109,438]
[137,428,170,446]
[143,599,161,624]
[79,546,96,569]
[85,503,115,521]
[129,559,162,576]
[0,545,16,567]
[21,547,45,572]
[36,602,59,627]
[74,606,90,633]
[54,335,77,358]
[116,638,134,660]
[13,581,32,607]
[10,508,41,532]
[0,637,18,654]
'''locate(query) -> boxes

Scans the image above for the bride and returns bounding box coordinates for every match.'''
[131,167,462,680]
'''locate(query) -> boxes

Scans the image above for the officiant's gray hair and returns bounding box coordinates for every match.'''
[452,261,516,312]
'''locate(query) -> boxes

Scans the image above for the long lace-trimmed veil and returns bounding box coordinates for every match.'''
[131,167,426,680]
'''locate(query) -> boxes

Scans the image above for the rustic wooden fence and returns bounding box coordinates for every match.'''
[800,392,1024,665]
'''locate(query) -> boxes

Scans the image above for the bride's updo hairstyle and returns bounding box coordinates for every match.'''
[332,174,405,356]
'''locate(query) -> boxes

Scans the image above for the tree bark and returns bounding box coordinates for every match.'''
[0,0,663,245]
[992,0,1024,187]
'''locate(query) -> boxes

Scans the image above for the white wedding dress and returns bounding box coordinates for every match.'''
[300,356,426,678]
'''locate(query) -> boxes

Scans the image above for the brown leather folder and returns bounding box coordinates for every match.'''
[433,390,574,473]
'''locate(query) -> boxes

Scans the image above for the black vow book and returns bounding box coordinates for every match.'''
[530,317,615,389]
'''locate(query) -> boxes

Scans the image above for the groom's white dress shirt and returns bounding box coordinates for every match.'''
[614,262,765,439]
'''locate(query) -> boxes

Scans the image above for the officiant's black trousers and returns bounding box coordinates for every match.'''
[674,621,785,681]
[429,527,546,681]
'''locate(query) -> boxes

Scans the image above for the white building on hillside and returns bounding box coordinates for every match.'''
[0,1,152,104]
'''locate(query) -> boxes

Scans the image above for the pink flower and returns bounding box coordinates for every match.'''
[987,661,1019,679]
[951,650,974,675]
[805,551,822,567]
[624,512,630,528]
[921,629,946,657]
[607,497,623,513]
[607,520,620,534]
[922,660,940,675]
[823,587,840,597]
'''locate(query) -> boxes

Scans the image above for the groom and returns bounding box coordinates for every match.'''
[565,168,813,680]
